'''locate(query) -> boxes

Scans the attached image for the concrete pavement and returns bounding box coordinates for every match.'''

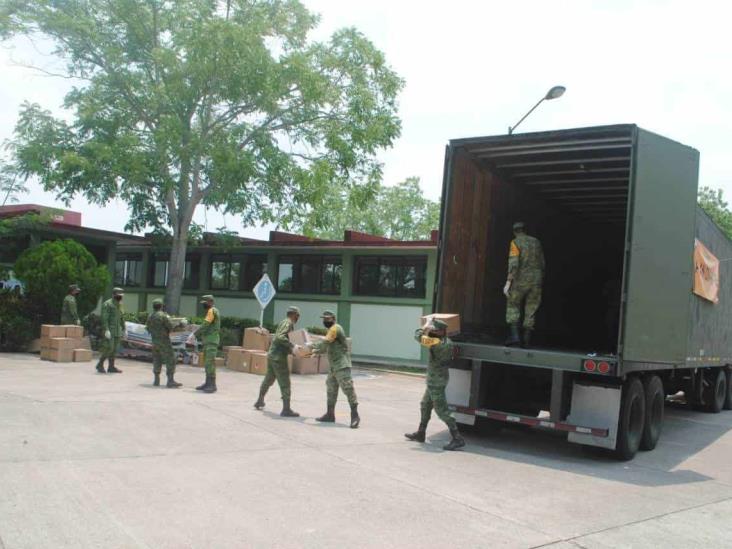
[1,352,732,548]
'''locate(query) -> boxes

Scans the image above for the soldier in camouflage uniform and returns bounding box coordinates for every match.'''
[309,310,360,429]
[146,298,186,388]
[505,221,545,348]
[61,284,81,325]
[254,306,300,417]
[405,319,465,451]
[195,295,220,393]
[95,287,125,374]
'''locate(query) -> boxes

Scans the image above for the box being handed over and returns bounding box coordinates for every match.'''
[419,313,461,336]
[243,327,271,352]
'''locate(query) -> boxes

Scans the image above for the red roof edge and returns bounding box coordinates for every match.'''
[270,231,328,244]
[0,204,82,227]
[344,230,392,243]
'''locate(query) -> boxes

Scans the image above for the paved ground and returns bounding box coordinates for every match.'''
[1,353,732,548]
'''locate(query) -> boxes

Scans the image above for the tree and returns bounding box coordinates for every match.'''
[1,0,403,312]
[0,158,27,206]
[698,186,732,239]
[298,176,440,240]
[13,239,111,324]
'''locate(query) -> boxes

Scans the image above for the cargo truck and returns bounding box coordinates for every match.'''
[438,124,732,459]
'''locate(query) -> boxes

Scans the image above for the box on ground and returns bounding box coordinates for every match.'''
[49,337,78,351]
[77,336,92,350]
[223,345,244,353]
[73,349,92,362]
[226,348,250,372]
[420,313,461,336]
[64,325,84,338]
[249,351,268,375]
[214,357,225,369]
[291,356,319,375]
[42,348,74,362]
[41,324,66,338]
[243,327,271,351]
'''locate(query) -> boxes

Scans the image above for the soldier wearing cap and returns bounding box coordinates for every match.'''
[504,221,545,347]
[146,298,186,388]
[308,310,360,428]
[406,318,465,451]
[95,287,125,374]
[61,284,82,325]
[254,305,300,417]
[195,295,220,393]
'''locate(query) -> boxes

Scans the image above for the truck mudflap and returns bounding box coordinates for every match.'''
[447,404,609,438]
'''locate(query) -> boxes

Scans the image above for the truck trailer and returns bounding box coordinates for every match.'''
[438,124,732,459]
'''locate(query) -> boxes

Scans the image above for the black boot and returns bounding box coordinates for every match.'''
[443,426,466,451]
[316,404,336,423]
[521,328,533,349]
[153,372,161,386]
[203,375,217,393]
[405,422,427,442]
[96,359,106,374]
[196,374,210,391]
[505,324,521,347]
[280,398,300,417]
[254,387,267,409]
[166,374,182,388]
[350,403,360,429]
[107,358,122,374]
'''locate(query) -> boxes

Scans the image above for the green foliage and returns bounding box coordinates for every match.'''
[13,239,111,324]
[0,163,27,206]
[0,288,34,351]
[307,326,328,335]
[2,0,403,312]
[698,186,732,239]
[297,177,440,240]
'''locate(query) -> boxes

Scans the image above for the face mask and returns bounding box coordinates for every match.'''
[114,295,123,302]
[428,331,442,338]
[202,303,211,310]
[323,320,335,328]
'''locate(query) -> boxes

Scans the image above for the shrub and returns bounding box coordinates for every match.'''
[307,326,328,336]
[13,239,110,326]
[0,289,34,351]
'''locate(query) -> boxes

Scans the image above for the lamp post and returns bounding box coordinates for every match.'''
[508,85,566,135]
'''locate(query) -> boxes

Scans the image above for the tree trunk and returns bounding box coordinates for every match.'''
[165,224,190,315]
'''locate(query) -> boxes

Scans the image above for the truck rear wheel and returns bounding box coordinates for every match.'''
[703,368,726,414]
[724,367,732,411]
[640,375,664,451]
[613,376,645,461]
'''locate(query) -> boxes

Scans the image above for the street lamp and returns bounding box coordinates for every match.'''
[508,85,566,135]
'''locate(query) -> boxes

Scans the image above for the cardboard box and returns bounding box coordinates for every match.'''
[291,356,320,375]
[64,325,84,338]
[73,349,92,362]
[49,337,78,351]
[40,348,53,361]
[242,327,271,351]
[293,344,312,358]
[191,352,203,367]
[288,329,311,346]
[249,351,269,375]
[420,313,461,336]
[43,348,74,362]
[318,353,330,374]
[41,324,66,338]
[226,348,249,372]
[223,345,244,354]
[215,357,225,369]
[77,336,92,350]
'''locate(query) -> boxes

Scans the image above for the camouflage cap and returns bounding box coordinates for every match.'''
[200,294,215,303]
[151,298,164,306]
[112,287,125,295]
[320,310,336,318]
[431,319,449,330]
[512,221,526,231]
[287,306,301,315]
[69,284,81,292]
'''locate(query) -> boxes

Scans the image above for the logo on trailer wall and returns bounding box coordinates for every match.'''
[693,239,719,304]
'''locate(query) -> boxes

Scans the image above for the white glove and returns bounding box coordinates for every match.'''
[104,330,111,340]
[180,319,188,327]
[503,280,512,297]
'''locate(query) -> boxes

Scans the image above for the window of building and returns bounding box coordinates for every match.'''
[277,255,342,294]
[150,255,199,289]
[210,255,242,291]
[243,255,268,291]
[114,254,143,287]
[353,256,427,298]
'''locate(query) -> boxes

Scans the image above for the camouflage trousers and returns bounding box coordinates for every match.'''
[420,383,456,431]
[152,342,176,376]
[201,343,218,376]
[506,282,542,329]
[326,367,358,407]
[98,336,121,360]
[260,356,291,400]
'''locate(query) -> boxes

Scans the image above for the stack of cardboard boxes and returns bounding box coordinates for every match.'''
[39,325,92,363]
[223,327,270,375]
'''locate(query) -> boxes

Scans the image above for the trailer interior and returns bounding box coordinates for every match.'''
[439,125,635,355]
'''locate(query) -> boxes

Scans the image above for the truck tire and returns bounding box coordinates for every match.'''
[640,375,664,451]
[703,369,726,414]
[724,367,732,411]
[613,376,645,461]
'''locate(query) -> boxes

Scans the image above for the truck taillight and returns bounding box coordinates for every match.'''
[584,360,596,372]
[597,361,611,374]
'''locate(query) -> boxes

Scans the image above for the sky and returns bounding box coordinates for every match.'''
[1,0,731,238]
